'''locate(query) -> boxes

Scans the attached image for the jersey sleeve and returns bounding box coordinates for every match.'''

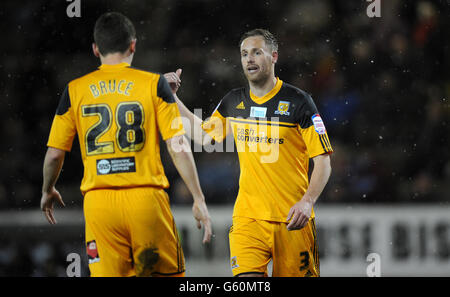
[296,94,333,158]
[47,85,77,152]
[155,75,185,140]
[201,99,230,143]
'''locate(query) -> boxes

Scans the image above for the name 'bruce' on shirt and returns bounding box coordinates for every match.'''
[89,79,134,98]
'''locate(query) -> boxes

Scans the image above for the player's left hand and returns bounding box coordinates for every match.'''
[286,198,313,231]
[40,187,65,225]
[164,68,182,94]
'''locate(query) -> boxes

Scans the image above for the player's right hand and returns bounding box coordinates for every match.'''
[164,68,182,94]
[40,187,65,225]
[192,199,213,244]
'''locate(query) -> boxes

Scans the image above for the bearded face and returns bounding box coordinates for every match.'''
[240,36,277,85]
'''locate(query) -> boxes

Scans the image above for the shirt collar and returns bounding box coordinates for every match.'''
[98,62,130,71]
[249,77,283,105]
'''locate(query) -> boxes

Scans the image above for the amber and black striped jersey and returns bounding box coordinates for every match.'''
[47,63,185,194]
[202,78,333,222]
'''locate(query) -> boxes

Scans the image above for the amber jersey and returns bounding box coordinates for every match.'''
[47,63,185,194]
[202,78,333,222]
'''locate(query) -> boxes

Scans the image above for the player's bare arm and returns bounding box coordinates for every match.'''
[165,134,213,244]
[286,153,331,231]
[164,69,213,147]
[40,147,66,225]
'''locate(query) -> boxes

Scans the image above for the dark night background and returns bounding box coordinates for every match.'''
[0,0,448,276]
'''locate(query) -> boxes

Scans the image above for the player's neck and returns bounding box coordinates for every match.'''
[248,75,277,98]
[100,53,133,66]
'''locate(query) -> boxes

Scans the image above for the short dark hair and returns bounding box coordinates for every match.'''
[93,12,136,56]
[239,29,278,52]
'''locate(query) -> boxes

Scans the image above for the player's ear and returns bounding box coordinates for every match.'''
[92,43,100,58]
[129,38,137,54]
[272,51,278,64]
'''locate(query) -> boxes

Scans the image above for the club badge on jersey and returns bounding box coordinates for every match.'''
[230,256,239,269]
[274,101,291,116]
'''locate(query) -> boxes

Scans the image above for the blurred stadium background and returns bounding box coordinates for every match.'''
[0,0,449,276]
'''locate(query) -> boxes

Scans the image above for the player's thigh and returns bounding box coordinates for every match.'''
[125,188,185,277]
[272,218,319,277]
[229,217,272,277]
[84,190,134,277]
